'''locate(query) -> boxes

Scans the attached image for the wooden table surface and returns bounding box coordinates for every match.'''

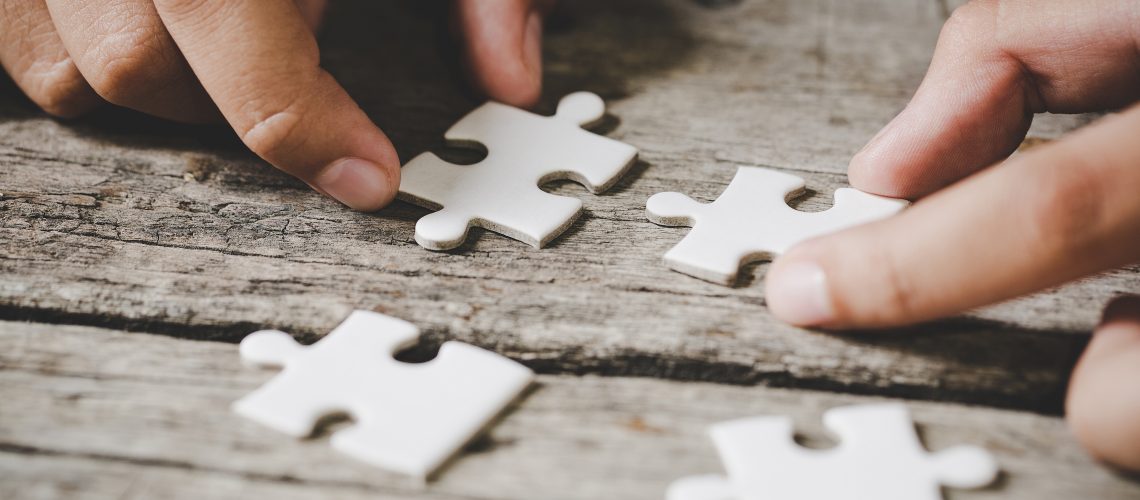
[3,0,1139,498]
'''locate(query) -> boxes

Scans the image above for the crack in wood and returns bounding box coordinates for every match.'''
[0,303,1080,415]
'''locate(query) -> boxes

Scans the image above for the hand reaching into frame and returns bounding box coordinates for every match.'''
[0,0,549,211]
[764,0,1140,471]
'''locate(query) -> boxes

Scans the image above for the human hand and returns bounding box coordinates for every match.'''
[763,0,1140,470]
[0,0,548,211]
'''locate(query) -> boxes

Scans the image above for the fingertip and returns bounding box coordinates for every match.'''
[846,114,930,200]
[458,1,544,108]
[313,156,399,212]
[765,247,838,328]
[1066,295,1140,471]
[766,217,922,331]
[517,8,544,106]
[846,153,897,198]
[480,63,542,109]
[847,147,898,198]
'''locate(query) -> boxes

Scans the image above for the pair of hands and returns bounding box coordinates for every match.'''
[3,0,1138,472]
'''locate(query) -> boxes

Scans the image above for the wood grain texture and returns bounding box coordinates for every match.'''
[4,320,1140,500]
[0,0,1136,419]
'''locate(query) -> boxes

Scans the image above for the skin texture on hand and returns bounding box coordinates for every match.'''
[764,0,1140,472]
[0,0,548,211]
[848,0,1140,200]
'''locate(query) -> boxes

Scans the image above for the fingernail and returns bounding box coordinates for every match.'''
[766,260,836,326]
[315,157,394,212]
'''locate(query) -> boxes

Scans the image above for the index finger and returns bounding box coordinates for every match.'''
[153,0,399,211]
[766,104,1140,329]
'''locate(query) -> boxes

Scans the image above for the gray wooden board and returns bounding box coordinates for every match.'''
[6,0,1140,495]
[2,0,1137,415]
[3,320,1140,499]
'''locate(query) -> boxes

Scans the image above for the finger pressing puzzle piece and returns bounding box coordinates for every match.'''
[647,167,908,284]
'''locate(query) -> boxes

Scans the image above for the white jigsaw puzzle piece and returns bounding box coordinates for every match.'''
[646,167,909,284]
[399,91,638,250]
[668,403,998,500]
[233,310,534,479]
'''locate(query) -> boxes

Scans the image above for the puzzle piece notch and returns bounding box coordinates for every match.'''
[233,310,534,479]
[647,167,909,284]
[399,91,638,250]
[820,405,998,490]
[667,403,998,500]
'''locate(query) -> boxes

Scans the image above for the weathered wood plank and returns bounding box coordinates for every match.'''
[3,320,1139,499]
[1,0,1136,414]
[0,453,467,500]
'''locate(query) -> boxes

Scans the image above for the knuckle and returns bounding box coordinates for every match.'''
[23,60,97,118]
[85,31,169,106]
[238,96,306,166]
[941,0,995,46]
[1024,157,1108,259]
[234,71,331,171]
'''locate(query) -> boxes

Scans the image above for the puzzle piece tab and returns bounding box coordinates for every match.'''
[647,167,909,284]
[667,403,998,500]
[233,310,534,478]
[399,91,638,250]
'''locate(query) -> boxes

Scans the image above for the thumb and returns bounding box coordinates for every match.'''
[849,0,1140,199]
[154,0,399,212]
